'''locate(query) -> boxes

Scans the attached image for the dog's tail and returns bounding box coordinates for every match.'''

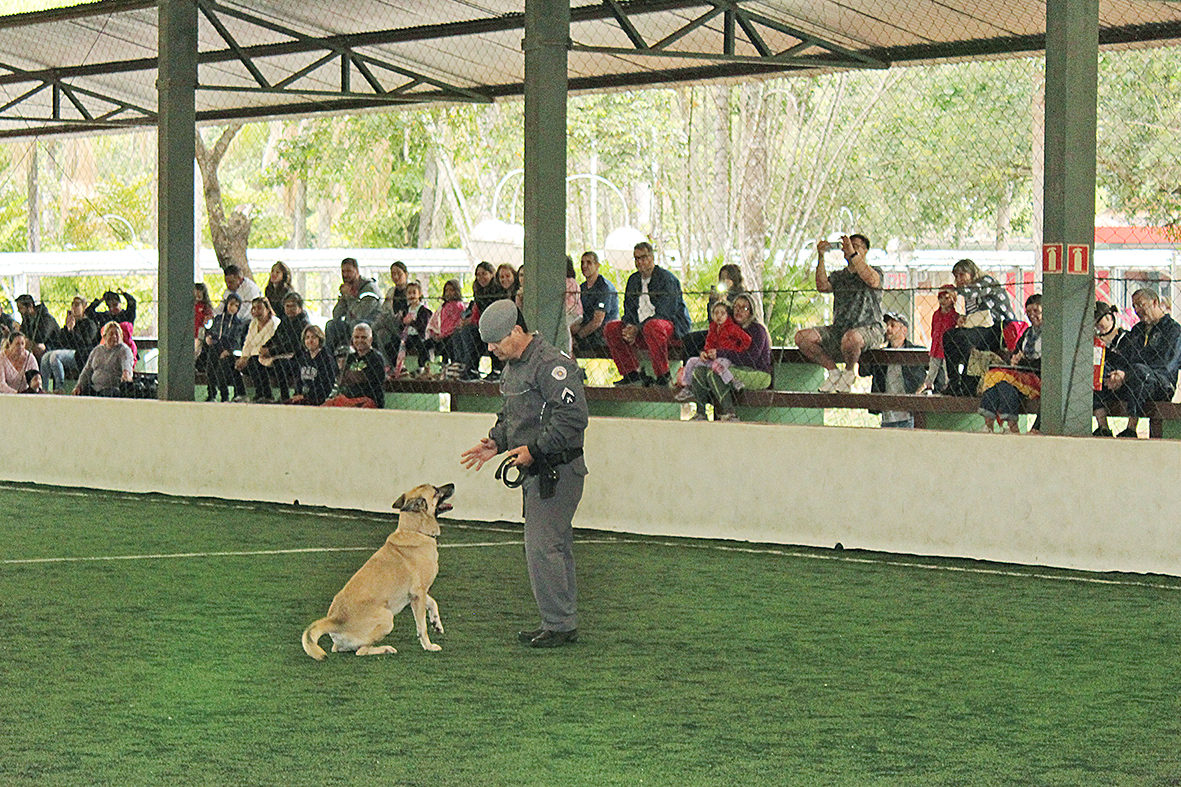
[302,617,336,661]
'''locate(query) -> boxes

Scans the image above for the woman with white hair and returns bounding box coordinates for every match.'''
[73,321,133,396]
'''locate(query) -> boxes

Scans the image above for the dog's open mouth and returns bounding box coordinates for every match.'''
[436,484,455,514]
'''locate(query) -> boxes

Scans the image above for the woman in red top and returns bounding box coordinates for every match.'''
[918,284,960,393]
[194,282,215,357]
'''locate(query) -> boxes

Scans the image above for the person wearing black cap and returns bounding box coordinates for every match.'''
[86,289,136,329]
[859,312,925,428]
[460,299,588,648]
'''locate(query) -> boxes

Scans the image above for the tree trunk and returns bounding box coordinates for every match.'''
[26,142,38,253]
[675,86,694,269]
[738,84,767,314]
[195,124,253,277]
[292,177,307,248]
[317,194,335,249]
[712,84,731,262]
[438,151,472,249]
[995,180,1012,251]
[418,152,437,248]
[1031,70,1045,248]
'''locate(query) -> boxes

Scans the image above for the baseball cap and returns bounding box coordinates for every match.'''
[479,299,520,343]
[883,312,909,327]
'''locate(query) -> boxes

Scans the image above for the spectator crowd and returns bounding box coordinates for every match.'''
[4,241,1178,439]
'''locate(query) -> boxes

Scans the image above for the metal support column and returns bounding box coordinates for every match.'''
[1040,0,1098,435]
[522,0,569,347]
[157,0,198,400]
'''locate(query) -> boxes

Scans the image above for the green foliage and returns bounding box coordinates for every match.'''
[853,60,1038,247]
[0,185,27,252]
[326,113,433,247]
[0,0,86,13]
[681,258,726,327]
[247,212,292,250]
[759,261,826,345]
[1097,47,1181,229]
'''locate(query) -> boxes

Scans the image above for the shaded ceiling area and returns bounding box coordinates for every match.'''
[0,0,1178,137]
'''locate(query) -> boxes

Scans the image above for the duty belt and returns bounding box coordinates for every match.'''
[548,447,583,466]
[495,447,583,497]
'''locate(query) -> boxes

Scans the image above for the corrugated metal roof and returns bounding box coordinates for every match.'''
[0,0,1177,138]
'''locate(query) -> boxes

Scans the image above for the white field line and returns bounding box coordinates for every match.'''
[6,537,1180,593]
[0,483,525,533]
[4,485,1180,591]
[596,538,1181,593]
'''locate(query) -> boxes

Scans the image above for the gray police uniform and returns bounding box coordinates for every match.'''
[488,334,588,633]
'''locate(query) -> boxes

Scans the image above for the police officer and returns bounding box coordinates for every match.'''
[460,299,588,648]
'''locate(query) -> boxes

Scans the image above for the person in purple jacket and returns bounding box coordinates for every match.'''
[687,293,772,422]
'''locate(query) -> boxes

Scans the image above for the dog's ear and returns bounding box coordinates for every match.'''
[394,495,428,513]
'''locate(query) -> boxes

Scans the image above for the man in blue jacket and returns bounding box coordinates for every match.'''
[602,242,691,386]
[1103,287,1181,438]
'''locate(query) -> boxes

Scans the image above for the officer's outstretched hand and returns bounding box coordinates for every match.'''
[461,437,499,471]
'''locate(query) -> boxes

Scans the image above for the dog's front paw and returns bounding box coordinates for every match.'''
[423,642,442,652]
[356,645,397,656]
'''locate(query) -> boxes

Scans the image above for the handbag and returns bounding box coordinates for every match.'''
[967,348,1005,378]
[963,310,994,329]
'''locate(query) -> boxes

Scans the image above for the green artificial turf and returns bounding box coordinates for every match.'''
[2,483,1180,786]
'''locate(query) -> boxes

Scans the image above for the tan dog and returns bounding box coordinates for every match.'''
[302,483,454,660]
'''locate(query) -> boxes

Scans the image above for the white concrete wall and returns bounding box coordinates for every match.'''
[6,395,1180,576]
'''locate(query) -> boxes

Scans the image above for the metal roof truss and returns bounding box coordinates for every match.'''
[573,0,887,70]
[195,0,493,106]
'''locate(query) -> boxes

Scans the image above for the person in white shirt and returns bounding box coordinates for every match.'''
[217,264,263,315]
[235,297,281,402]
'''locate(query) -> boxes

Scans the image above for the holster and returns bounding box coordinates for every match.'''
[530,447,582,500]
[529,454,559,499]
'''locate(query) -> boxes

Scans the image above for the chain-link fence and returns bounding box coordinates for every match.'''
[2,5,1181,433]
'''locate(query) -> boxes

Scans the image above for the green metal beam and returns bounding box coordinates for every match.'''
[522,0,569,349]
[157,0,197,401]
[1040,0,1098,436]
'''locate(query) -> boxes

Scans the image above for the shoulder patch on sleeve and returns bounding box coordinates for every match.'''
[561,387,576,404]
[551,365,568,381]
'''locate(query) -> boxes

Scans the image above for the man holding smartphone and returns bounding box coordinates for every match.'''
[794,233,884,393]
